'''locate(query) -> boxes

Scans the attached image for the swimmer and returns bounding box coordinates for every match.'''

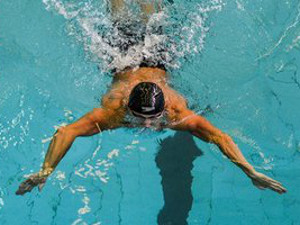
[16,0,287,195]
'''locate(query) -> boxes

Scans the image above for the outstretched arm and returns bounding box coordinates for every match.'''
[16,108,120,195]
[171,110,287,194]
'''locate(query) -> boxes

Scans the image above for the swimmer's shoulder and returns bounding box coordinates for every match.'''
[164,87,191,124]
[98,90,127,127]
[101,88,126,110]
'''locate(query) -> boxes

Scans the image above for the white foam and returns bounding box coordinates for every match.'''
[78,195,91,215]
[0,106,34,150]
[231,128,274,170]
[75,186,86,192]
[287,35,300,51]
[236,0,245,11]
[107,149,119,159]
[56,170,66,180]
[43,0,225,72]
[0,189,4,210]
[72,218,88,225]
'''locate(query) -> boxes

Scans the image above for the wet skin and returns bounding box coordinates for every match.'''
[16,66,287,195]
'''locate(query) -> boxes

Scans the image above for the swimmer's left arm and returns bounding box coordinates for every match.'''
[16,108,122,196]
[172,111,287,194]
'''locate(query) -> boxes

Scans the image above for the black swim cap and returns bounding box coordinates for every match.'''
[128,82,165,118]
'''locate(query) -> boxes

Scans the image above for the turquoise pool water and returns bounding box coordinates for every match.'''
[1,0,300,224]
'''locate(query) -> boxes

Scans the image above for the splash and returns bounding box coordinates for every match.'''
[0,99,35,150]
[42,0,225,72]
[231,128,274,171]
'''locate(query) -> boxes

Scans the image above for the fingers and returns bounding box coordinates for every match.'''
[252,172,287,194]
[16,178,37,195]
[16,174,47,196]
[38,182,45,192]
[261,175,287,194]
[268,179,287,194]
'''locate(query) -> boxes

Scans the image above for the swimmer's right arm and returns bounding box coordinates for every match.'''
[16,108,121,195]
[171,109,287,194]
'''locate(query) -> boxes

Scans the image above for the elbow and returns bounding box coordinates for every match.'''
[55,126,76,138]
[187,120,201,132]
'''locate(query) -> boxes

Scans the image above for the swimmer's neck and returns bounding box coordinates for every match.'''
[113,66,168,83]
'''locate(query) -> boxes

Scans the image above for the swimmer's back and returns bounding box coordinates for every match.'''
[112,67,168,84]
[101,66,190,127]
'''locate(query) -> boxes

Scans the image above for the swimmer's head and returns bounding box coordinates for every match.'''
[128,82,165,119]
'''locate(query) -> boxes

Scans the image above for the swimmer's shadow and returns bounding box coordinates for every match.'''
[155,131,203,225]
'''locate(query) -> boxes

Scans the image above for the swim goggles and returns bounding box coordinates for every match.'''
[130,109,165,119]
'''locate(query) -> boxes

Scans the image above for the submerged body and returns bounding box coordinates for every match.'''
[16,0,287,195]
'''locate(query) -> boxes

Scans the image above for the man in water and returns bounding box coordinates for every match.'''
[16,0,286,195]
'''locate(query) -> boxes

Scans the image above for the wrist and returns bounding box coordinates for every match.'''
[242,166,256,178]
[245,169,257,179]
[39,168,53,177]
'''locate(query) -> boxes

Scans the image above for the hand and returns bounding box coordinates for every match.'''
[16,169,52,196]
[249,171,287,194]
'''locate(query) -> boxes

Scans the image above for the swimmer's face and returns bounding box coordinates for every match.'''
[130,110,164,127]
[144,118,153,127]
[140,116,164,129]
[130,110,164,119]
